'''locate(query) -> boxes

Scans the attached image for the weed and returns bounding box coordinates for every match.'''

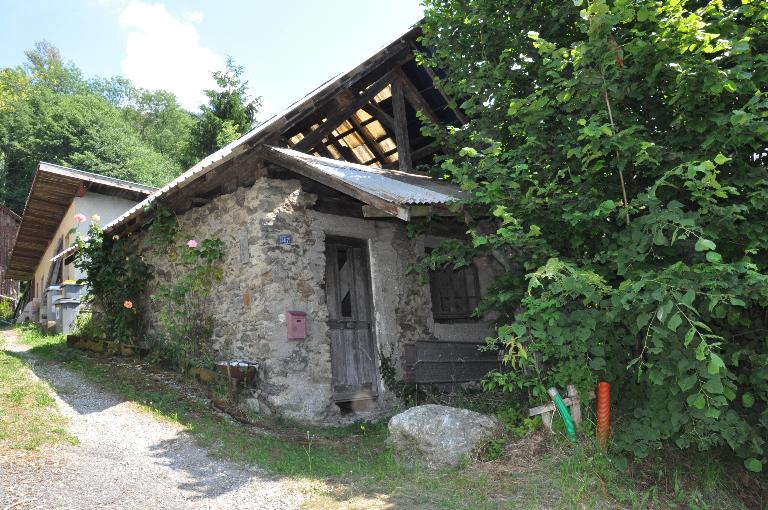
[0,329,77,450]
[15,326,766,510]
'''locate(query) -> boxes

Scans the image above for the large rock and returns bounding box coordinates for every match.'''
[388,404,502,469]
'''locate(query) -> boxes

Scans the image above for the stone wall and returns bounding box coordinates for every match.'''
[139,165,501,423]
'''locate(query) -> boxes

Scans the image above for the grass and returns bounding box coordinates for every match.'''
[0,328,77,450]
[15,324,767,509]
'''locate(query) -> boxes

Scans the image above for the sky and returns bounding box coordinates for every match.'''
[0,0,424,118]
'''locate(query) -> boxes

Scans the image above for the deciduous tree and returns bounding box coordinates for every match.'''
[421,0,768,470]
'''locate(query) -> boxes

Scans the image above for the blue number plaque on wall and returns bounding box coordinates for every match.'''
[278,234,292,245]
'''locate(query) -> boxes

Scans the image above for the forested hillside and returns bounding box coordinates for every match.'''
[0,41,259,214]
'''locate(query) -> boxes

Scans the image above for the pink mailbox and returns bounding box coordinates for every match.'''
[287,311,307,340]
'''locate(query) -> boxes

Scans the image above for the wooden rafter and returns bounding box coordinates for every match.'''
[391,76,412,172]
[362,102,395,131]
[347,114,388,166]
[394,67,441,124]
[407,41,468,125]
[295,71,394,153]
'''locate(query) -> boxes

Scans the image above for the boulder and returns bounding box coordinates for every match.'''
[388,404,501,469]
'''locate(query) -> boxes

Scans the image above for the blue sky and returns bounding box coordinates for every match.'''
[0,0,424,116]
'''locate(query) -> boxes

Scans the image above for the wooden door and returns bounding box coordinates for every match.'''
[325,237,378,402]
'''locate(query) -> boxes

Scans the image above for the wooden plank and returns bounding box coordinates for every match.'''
[362,102,395,131]
[347,113,389,166]
[362,205,400,218]
[391,77,412,172]
[412,45,469,125]
[295,71,395,153]
[395,67,441,124]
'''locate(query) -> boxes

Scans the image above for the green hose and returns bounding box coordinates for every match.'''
[549,387,577,443]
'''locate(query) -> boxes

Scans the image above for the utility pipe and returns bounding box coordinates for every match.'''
[548,387,577,443]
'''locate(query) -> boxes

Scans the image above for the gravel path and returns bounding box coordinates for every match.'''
[0,330,303,510]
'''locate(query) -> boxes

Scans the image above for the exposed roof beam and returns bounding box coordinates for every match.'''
[347,113,389,166]
[391,76,412,172]
[362,102,395,131]
[408,40,468,125]
[394,67,441,124]
[295,71,394,153]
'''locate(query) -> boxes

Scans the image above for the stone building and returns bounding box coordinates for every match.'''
[7,162,156,326]
[103,26,504,423]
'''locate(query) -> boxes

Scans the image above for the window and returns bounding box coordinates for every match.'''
[429,263,481,322]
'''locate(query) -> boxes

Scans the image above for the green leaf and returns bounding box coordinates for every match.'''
[714,153,730,165]
[742,393,754,408]
[684,327,696,347]
[729,297,746,307]
[695,238,716,252]
[678,374,697,392]
[702,376,723,394]
[744,459,763,473]
[687,393,706,409]
[706,251,722,263]
[667,313,683,332]
[707,353,725,375]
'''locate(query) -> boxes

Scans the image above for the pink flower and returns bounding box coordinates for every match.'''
[74,213,87,222]
[123,300,133,309]
[187,239,198,248]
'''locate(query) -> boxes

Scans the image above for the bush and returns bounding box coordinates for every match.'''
[421,0,768,470]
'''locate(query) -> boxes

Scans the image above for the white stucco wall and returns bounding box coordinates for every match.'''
[32,192,143,297]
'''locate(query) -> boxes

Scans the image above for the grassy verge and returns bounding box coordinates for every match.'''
[0,328,77,450]
[17,324,765,509]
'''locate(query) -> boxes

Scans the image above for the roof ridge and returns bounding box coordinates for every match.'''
[38,162,159,192]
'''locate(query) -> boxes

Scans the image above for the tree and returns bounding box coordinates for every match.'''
[24,40,84,94]
[190,57,260,159]
[420,0,768,470]
[0,42,193,212]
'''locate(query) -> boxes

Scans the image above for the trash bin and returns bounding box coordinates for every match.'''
[45,285,62,321]
[55,298,80,334]
[61,281,83,300]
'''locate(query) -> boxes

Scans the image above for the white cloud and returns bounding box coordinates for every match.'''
[183,10,204,24]
[118,2,223,110]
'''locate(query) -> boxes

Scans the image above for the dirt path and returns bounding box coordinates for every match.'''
[0,330,303,510]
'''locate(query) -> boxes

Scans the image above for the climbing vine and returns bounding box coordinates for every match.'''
[72,206,224,370]
[145,206,225,370]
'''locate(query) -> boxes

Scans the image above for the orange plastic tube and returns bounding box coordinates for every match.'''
[596,381,610,449]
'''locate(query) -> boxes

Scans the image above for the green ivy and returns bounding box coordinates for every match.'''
[420,0,768,469]
[145,206,224,371]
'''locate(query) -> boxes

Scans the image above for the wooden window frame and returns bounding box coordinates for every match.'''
[428,260,481,323]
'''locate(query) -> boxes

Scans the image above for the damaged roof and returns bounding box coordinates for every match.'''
[98,22,464,235]
[263,146,461,215]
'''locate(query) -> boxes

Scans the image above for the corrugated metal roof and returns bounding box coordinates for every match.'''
[38,162,158,195]
[266,146,461,205]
